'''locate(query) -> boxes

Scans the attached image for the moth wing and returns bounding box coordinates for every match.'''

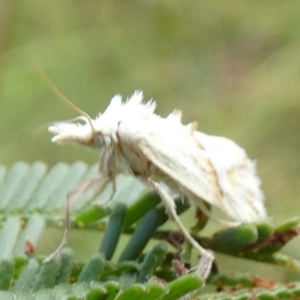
[117,120,242,220]
[194,132,266,222]
[117,118,266,223]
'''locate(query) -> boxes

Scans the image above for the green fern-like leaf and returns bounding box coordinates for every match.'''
[0,162,299,300]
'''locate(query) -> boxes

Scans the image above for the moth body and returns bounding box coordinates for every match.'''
[49,91,266,222]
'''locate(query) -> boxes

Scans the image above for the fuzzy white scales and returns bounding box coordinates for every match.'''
[48,91,267,277]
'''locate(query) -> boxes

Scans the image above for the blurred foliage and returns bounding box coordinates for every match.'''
[0,0,300,292]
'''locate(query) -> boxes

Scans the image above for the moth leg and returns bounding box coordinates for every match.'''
[93,148,117,207]
[104,176,116,205]
[93,176,116,207]
[43,175,111,263]
[43,148,116,263]
[147,179,214,279]
[180,194,185,204]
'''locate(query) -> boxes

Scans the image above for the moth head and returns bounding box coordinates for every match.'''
[37,64,109,148]
[49,115,107,148]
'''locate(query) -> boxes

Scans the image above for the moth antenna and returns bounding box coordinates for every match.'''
[189,121,198,133]
[64,116,92,124]
[36,61,96,133]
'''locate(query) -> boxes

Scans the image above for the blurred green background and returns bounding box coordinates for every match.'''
[0,0,299,280]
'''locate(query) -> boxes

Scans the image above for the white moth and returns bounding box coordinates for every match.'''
[45,90,266,278]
